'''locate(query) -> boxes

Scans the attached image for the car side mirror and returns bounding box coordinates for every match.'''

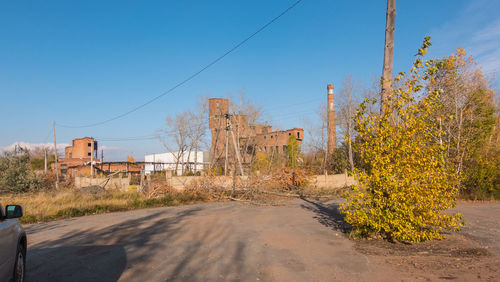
[6,205,23,219]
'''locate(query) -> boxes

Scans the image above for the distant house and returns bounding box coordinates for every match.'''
[144,151,210,175]
[54,137,144,176]
[53,137,99,176]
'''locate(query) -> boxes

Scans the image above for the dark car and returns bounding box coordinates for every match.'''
[0,204,26,282]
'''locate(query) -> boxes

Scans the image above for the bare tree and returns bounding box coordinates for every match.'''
[303,102,328,172]
[160,96,210,175]
[188,96,209,173]
[337,75,362,173]
[159,113,190,175]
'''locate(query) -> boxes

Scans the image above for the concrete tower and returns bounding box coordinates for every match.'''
[327,84,337,154]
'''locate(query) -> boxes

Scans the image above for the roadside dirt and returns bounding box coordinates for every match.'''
[355,233,498,281]
[350,201,500,281]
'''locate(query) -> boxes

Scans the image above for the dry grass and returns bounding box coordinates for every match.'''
[0,188,207,224]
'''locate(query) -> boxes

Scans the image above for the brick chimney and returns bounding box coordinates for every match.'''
[327,84,337,154]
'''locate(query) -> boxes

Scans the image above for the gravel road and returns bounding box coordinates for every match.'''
[24,199,499,281]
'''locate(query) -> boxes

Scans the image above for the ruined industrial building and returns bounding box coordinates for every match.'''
[208,98,304,171]
[208,84,336,172]
[54,137,143,176]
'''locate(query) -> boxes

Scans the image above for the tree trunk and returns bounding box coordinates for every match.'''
[347,86,354,173]
[347,126,354,173]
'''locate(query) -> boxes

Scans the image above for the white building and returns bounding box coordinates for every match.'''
[144,151,210,175]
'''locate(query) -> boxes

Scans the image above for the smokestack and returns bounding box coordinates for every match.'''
[327,84,337,155]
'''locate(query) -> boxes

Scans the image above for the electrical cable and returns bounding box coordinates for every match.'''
[56,0,304,129]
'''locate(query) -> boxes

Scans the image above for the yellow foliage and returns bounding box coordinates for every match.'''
[126,152,135,163]
[340,37,464,242]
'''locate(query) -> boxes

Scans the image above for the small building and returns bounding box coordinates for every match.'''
[68,161,145,176]
[144,151,210,175]
[53,137,99,176]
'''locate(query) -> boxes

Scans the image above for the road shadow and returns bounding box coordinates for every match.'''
[27,245,127,282]
[27,205,252,281]
[300,198,351,233]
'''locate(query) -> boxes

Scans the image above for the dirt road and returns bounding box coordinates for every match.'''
[25,200,499,281]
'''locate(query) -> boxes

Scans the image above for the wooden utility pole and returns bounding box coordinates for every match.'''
[90,139,94,178]
[224,114,230,176]
[381,0,396,112]
[53,120,59,189]
[44,148,47,175]
[230,125,245,176]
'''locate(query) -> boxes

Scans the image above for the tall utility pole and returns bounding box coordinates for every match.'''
[229,123,245,176]
[90,139,94,178]
[44,148,48,175]
[53,120,59,189]
[381,0,396,112]
[224,114,230,176]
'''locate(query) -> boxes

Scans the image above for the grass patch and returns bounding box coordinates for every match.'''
[0,189,207,224]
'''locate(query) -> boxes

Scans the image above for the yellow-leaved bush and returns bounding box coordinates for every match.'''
[340,37,465,242]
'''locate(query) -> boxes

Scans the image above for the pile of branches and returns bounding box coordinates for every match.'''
[184,168,311,205]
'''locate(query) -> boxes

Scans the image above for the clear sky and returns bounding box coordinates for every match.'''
[1,0,499,160]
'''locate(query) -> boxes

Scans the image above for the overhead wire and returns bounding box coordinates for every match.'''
[56,0,304,129]
[95,95,324,141]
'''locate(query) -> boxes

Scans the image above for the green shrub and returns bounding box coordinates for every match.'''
[0,147,42,193]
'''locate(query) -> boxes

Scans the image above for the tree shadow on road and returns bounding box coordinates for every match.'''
[300,197,351,233]
[27,205,251,281]
[28,245,127,282]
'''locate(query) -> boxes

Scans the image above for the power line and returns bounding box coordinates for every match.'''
[56,0,304,129]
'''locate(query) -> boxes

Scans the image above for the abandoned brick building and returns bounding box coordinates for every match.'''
[53,137,99,175]
[208,98,304,170]
[54,137,143,176]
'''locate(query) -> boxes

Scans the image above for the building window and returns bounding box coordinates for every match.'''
[61,163,67,167]
[88,152,91,156]
[297,132,300,139]
[270,135,273,139]
[264,146,267,152]
[283,145,287,152]
[289,133,291,136]
[88,143,91,147]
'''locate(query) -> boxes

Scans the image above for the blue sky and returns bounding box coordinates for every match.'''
[1,0,499,160]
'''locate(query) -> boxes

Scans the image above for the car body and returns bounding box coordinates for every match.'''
[0,204,26,282]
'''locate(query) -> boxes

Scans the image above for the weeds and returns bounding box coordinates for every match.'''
[0,188,207,224]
